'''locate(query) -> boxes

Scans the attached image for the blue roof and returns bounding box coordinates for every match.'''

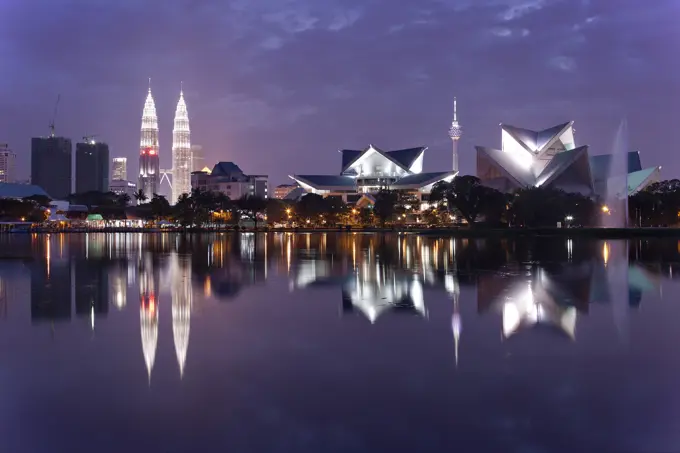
[589,152,642,180]
[290,175,356,189]
[391,171,456,188]
[0,183,50,199]
[386,147,426,169]
[212,162,244,176]
[340,150,363,171]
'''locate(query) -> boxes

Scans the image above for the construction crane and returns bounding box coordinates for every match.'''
[49,94,60,137]
[82,134,99,145]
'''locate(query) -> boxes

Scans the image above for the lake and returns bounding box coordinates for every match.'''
[0,232,679,453]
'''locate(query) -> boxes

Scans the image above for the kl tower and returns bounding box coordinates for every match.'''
[448,97,463,172]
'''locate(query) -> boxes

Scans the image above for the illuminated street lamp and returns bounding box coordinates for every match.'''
[565,215,574,228]
[601,205,610,214]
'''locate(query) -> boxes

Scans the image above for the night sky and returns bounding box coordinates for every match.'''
[1,0,678,186]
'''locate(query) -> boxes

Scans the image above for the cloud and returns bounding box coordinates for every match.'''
[549,55,576,72]
[328,8,362,31]
[490,27,530,38]
[499,0,548,21]
[261,36,285,50]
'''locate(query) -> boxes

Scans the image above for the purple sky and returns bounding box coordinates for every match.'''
[1,0,678,186]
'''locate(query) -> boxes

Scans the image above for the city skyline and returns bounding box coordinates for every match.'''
[0,0,677,187]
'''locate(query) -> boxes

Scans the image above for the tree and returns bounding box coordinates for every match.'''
[431,176,504,226]
[236,195,267,229]
[373,189,398,227]
[174,193,196,227]
[296,193,328,225]
[134,189,147,204]
[117,193,131,207]
[266,198,290,224]
[508,187,596,227]
[149,194,171,221]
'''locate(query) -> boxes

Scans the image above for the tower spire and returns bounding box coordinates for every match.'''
[148,77,151,93]
[180,80,183,95]
[448,95,463,172]
[453,97,458,122]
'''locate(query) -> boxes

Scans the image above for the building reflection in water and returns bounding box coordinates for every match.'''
[8,232,680,381]
[170,253,192,378]
[31,234,72,323]
[139,252,159,382]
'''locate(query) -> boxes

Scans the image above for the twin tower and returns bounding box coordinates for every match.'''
[138,81,191,204]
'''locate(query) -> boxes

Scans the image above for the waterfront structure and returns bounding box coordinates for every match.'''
[273,183,296,199]
[172,86,191,203]
[448,97,463,172]
[476,122,594,195]
[289,144,456,203]
[138,83,160,200]
[75,141,109,193]
[112,157,127,181]
[191,145,204,172]
[191,162,268,199]
[589,151,660,197]
[31,136,72,199]
[0,144,16,183]
[109,179,137,205]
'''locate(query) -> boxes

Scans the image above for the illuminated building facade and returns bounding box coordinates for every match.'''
[138,84,160,199]
[191,162,268,199]
[0,144,16,183]
[172,86,191,203]
[112,157,127,181]
[289,145,456,203]
[476,121,660,198]
[476,122,594,195]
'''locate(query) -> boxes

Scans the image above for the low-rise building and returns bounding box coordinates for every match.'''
[191,162,268,199]
[273,184,297,199]
[110,180,138,205]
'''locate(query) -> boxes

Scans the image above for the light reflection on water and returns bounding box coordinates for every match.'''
[0,233,679,452]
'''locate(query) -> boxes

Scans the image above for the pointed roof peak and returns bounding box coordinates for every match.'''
[148,77,152,93]
[180,81,183,96]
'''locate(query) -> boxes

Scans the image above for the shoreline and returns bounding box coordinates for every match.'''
[3,226,680,238]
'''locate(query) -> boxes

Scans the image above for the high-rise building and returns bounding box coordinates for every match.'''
[172,86,191,203]
[138,82,160,200]
[31,136,72,199]
[0,144,16,183]
[112,157,127,181]
[76,141,109,193]
[448,96,463,173]
[191,145,204,172]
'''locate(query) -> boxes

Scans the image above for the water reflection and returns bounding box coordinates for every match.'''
[0,233,677,382]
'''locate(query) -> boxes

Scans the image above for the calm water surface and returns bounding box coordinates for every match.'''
[0,233,679,453]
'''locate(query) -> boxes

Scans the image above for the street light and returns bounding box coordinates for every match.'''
[565,215,574,228]
[601,205,610,214]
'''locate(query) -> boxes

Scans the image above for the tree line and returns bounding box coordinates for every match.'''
[2,176,680,228]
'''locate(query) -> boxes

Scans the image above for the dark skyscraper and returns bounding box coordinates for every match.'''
[76,141,109,193]
[31,136,72,199]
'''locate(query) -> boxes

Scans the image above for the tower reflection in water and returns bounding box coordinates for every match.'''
[139,252,159,382]
[5,233,678,383]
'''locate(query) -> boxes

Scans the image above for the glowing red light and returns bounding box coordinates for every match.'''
[149,149,156,155]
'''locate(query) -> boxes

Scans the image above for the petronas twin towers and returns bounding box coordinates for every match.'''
[138,81,191,203]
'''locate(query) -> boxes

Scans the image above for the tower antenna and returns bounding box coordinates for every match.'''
[49,94,61,137]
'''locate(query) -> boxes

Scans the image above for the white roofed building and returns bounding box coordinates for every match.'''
[289,144,456,204]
